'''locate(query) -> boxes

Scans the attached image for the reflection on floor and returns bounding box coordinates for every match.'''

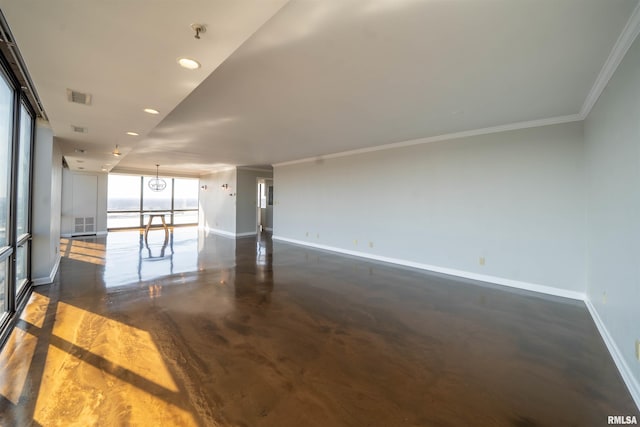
[0,227,637,426]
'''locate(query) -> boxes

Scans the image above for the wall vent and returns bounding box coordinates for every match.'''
[71,125,88,133]
[67,89,92,105]
[74,217,95,235]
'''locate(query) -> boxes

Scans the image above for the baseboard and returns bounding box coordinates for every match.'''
[206,227,237,238]
[272,236,585,301]
[32,253,61,286]
[236,231,257,237]
[264,227,273,232]
[585,300,640,410]
[61,231,105,238]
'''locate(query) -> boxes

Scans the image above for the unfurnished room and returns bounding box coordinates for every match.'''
[0,1,639,426]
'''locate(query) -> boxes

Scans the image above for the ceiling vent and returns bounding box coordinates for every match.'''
[71,125,88,133]
[66,89,92,105]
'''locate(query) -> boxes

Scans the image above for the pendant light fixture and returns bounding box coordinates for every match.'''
[148,164,167,192]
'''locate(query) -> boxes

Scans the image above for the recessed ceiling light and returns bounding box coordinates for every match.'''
[78,167,85,170]
[126,131,139,136]
[144,108,160,115]
[177,57,201,70]
[77,160,84,163]
[74,148,85,154]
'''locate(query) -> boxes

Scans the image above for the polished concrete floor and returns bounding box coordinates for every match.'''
[0,227,637,426]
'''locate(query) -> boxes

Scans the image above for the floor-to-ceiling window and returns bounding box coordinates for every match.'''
[15,103,33,296]
[107,174,199,230]
[0,70,13,319]
[0,50,35,339]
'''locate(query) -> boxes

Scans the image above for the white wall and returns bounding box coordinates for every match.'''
[61,169,108,236]
[584,34,640,405]
[31,122,62,284]
[199,168,237,237]
[274,122,586,297]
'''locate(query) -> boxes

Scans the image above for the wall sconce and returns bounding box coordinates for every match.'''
[221,184,229,189]
[200,185,208,191]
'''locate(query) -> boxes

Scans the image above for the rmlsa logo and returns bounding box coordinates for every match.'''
[608,415,638,425]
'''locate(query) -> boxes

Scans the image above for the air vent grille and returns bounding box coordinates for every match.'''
[71,125,88,133]
[67,89,92,105]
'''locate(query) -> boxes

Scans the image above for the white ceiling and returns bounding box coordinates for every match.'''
[1,0,639,176]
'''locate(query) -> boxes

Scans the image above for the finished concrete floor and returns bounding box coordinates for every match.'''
[0,227,637,426]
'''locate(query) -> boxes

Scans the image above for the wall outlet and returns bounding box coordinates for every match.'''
[479,257,485,266]
[636,340,640,361]
[369,241,374,248]
[305,231,309,237]
[354,239,358,246]
[602,291,607,304]
[317,233,320,239]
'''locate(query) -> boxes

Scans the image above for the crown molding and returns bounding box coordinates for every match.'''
[274,114,582,167]
[580,0,640,119]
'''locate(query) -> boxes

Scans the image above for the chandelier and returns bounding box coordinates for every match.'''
[148,164,167,192]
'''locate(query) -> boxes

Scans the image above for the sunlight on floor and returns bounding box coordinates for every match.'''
[60,238,106,266]
[31,301,196,426]
[0,327,38,405]
[51,301,179,392]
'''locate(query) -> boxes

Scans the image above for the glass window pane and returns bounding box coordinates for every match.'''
[107,212,141,229]
[173,210,198,225]
[16,243,28,294]
[0,74,13,248]
[108,174,141,211]
[16,104,33,237]
[143,176,172,211]
[173,178,199,210]
[0,258,6,313]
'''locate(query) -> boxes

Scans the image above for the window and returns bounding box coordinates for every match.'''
[0,42,36,344]
[0,73,13,250]
[16,103,33,239]
[0,72,14,315]
[143,176,173,211]
[173,178,198,210]
[107,174,199,229]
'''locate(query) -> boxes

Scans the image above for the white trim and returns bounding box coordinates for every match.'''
[236,231,257,237]
[264,227,273,232]
[272,236,585,301]
[206,227,237,238]
[273,114,582,167]
[580,1,640,118]
[96,231,107,237]
[197,166,237,177]
[585,300,640,410]
[32,253,61,286]
[238,166,273,173]
[110,167,202,179]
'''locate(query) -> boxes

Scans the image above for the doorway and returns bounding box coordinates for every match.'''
[256,178,273,233]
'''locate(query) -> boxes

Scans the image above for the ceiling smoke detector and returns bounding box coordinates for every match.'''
[191,23,206,39]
